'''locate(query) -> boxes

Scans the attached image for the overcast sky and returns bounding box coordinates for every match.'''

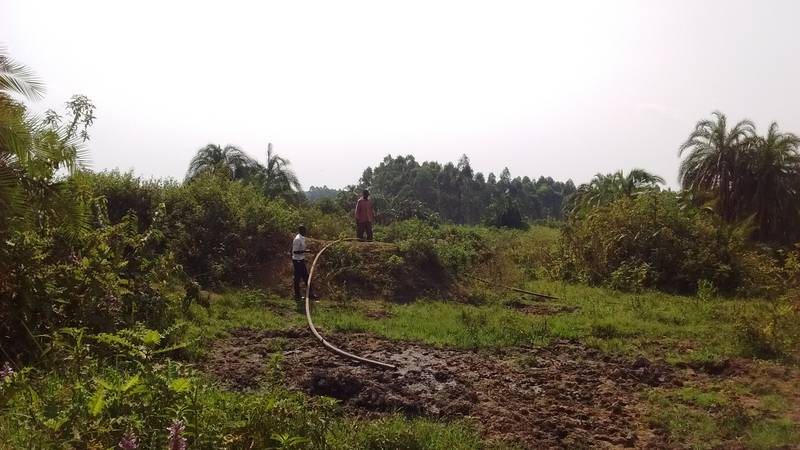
[2,0,798,189]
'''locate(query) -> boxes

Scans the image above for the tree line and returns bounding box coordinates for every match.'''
[568,112,800,244]
[184,147,578,228]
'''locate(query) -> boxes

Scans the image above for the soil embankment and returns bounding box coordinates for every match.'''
[256,239,453,301]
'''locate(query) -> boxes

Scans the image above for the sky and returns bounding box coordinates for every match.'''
[2,0,799,189]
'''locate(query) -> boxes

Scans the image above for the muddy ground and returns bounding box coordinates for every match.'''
[205,327,684,449]
[505,300,580,316]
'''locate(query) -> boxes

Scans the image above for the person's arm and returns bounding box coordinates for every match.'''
[354,199,361,220]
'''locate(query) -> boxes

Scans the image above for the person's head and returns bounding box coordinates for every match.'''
[362,189,369,199]
[298,224,307,236]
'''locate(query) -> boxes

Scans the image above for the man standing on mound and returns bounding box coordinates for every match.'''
[292,225,314,305]
[355,189,375,241]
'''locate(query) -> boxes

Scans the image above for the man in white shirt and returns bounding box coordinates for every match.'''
[292,225,313,302]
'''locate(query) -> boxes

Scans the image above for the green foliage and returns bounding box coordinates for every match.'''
[567,168,665,216]
[83,170,348,283]
[185,143,258,182]
[298,204,351,240]
[185,143,304,203]
[354,154,575,225]
[252,143,304,201]
[82,170,172,229]
[679,111,800,243]
[607,261,650,293]
[3,49,800,450]
[735,295,800,360]
[0,206,185,358]
[329,415,497,450]
[1,92,92,237]
[557,190,783,295]
[163,171,297,284]
[0,325,338,449]
[646,382,800,450]
[696,279,718,302]
[305,185,341,202]
[484,196,527,229]
[377,219,488,274]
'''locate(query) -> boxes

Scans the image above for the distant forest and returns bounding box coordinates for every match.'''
[309,155,576,227]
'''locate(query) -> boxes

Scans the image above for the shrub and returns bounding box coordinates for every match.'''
[377,220,487,274]
[734,249,792,299]
[163,172,297,284]
[376,218,437,243]
[0,209,184,359]
[697,279,718,302]
[608,261,650,293]
[0,326,337,449]
[736,295,800,360]
[557,191,778,295]
[484,199,528,230]
[298,205,351,240]
[82,170,172,230]
[83,170,356,286]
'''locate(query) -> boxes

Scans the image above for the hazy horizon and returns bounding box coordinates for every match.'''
[3,0,799,190]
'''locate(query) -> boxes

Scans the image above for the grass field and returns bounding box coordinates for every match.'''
[182,272,798,449]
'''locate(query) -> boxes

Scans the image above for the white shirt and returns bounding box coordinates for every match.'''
[292,234,306,260]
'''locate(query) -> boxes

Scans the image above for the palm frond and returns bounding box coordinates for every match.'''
[0,48,45,100]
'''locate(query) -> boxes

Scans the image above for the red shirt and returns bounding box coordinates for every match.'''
[355,198,375,223]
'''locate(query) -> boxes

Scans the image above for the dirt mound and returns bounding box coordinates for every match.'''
[255,238,454,301]
[205,328,679,449]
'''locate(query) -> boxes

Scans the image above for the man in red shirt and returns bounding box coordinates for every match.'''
[354,189,375,241]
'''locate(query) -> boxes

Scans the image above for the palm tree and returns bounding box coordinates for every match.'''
[1,50,44,218]
[185,144,257,182]
[252,143,302,199]
[742,122,800,242]
[678,111,755,221]
[0,48,45,101]
[1,49,90,236]
[619,169,665,196]
[568,169,663,215]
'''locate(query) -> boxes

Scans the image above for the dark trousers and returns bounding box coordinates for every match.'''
[293,259,311,300]
[357,221,373,241]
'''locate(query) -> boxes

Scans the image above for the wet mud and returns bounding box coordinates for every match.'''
[205,328,680,449]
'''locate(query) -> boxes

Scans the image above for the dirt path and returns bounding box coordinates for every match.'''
[204,328,681,449]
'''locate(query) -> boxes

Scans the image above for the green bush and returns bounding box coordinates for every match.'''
[557,191,780,295]
[298,205,351,240]
[81,170,173,230]
[0,209,184,359]
[0,326,337,449]
[376,219,488,274]
[376,218,438,243]
[697,279,718,302]
[163,172,297,284]
[83,170,355,285]
[736,295,800,360]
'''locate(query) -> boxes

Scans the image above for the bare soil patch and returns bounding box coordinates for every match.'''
[363,308,393,320]
[205,328,680,449]
[506,300,579,315]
